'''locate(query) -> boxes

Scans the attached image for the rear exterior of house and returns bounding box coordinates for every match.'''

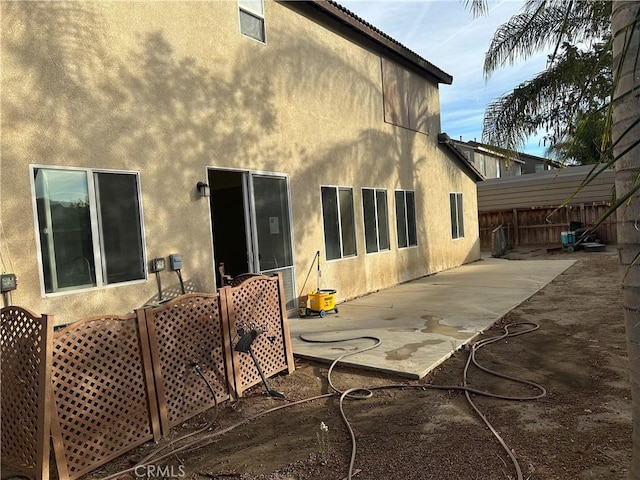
[1,0,481,325]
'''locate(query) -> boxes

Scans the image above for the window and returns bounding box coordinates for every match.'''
[238,0,265,42]
[321,186,357,260]
[395,190,417,248]
[362,188,390,254]
[33,167,145,294]
[450,192,464,239]
[478,156,486,176]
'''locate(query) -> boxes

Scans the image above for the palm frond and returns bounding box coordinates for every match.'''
[462,0,487,18]
[551,114,640,223]
[484,1,611,78]
[483,42,612,152]
[589,172,639,232]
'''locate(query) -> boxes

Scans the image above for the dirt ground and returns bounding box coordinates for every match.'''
[87,247,631,480]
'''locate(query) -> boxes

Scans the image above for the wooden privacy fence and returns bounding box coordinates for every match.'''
[1,273,294,480]
[479,203,616,249]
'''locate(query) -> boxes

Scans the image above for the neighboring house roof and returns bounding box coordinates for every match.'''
[477,164,615,211]
[518,151,563,169]
[451,139,564,169]
[438,133,485,182]
[281,1,453,85]
[451,139,525,165]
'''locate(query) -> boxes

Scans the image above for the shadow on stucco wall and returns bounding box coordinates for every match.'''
[1,1,469,314]
[291,128,431,277]
[1,2,284,314]
[232,28,439,277]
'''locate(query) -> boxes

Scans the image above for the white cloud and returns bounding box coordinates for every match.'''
[339,0,553,156]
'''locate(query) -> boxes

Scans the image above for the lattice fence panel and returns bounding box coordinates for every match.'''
[227,275,294,396]
[145,293,232,431]
[51,314,156,479]
[1,306,51,478]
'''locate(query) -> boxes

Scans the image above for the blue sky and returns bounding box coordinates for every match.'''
[339,0,552,157]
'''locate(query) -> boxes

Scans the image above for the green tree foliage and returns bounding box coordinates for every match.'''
[545,108,612,164]
[481,1,612,165]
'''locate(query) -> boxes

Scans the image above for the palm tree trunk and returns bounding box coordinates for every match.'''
[612,2,640,478]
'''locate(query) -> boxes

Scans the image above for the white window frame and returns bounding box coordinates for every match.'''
[394,189,418,249]
[450,192,465,240]
[321,185,357,261]
[362,187,390,254]
[238,0,266,43]
[31,165,147,296]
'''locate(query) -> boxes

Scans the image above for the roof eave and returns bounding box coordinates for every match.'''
[279,0,453,85]
[438,133,485,182]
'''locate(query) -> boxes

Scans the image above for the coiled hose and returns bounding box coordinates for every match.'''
[300,321,545,480]
[96,322,544,480]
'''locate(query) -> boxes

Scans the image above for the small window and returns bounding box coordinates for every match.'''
[321,186,357,260]
[238,0,265,42]
[450,192,464,239]
[362,188,390,254]
[33,167,145,294]
[395,190,417,248]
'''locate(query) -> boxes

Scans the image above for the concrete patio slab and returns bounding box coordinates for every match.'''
[288,256,575,379]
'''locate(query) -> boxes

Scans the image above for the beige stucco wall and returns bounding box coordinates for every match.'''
[1,1,480,325]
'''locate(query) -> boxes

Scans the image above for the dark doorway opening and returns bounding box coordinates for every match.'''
[208,170,249,288]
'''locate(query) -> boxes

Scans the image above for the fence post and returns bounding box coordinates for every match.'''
[36,314,54,480]
[49,389,70,480]
[218,286,240,400]
[140,305,171,436]
[275,272,295,374]
[135,308,162,441]
[222,284,246,397]
[512,208,520,246]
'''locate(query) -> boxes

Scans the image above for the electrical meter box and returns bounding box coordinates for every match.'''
[1,273,17,292]
[169,254,183,271]
[150,257,166,273]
